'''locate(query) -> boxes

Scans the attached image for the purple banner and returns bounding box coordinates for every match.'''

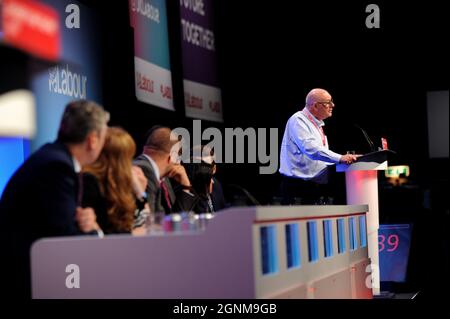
[180,0,223,122]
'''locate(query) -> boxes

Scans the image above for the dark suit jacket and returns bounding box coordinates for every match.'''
[133,154,198,214]
[81,173,112,233]
[188,177,228,214]
[0,141,83,298]
[211,177,227,211]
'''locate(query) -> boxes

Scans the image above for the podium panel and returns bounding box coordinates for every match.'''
[31,205,372,299]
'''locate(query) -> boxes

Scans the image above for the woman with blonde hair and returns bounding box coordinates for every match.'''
[81,127,149,234]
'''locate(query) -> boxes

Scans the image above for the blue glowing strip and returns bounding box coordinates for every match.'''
[337,218,346,254]
[307,221,319,262]
[323,220,334,258]
[260,226,278,275]
[285,224,300,268]
[349,217,358,251]
[359,216,367,248]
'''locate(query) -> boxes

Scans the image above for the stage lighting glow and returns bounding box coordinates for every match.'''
[385,165,410,178]
[0,90,36,138]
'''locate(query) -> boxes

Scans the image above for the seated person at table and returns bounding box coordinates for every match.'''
[183,145,227,214]
[82,127,150,234]
[0,100,109,298]
[133,126,199,214]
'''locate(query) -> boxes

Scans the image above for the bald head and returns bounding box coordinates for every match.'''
[306,89,332,108]
[142,126,182,177]
[144,126,177,154]
[304,88,335,121]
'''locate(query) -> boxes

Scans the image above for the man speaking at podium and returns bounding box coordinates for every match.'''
[279,88,358,205]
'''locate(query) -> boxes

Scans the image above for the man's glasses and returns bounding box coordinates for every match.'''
[316,100,335,107]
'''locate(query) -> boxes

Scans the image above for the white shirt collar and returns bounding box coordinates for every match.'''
[303,107,325,127]
[143,154,161,182]
[72,157,81,173]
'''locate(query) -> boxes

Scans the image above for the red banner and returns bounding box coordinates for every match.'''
[1,0,60,61]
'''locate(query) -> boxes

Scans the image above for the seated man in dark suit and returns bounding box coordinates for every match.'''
[133,126,198,214]
[0,100,109,298]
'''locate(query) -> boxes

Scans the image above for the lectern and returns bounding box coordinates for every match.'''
[336,150,395,295]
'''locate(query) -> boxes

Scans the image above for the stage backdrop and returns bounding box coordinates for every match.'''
[30,0,103,151]
[1,0,101,196]
[130,0,174,111]
[180,0,223,122]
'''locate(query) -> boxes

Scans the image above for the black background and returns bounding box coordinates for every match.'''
[2,0,447,298]
[87,1,449,295]
[90,0,448,203]
[90,0,449,296]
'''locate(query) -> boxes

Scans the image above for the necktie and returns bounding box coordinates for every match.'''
[160,180,172,210]
[77,173,83,206]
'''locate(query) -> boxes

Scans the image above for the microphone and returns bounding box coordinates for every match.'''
[227,184,260,206]
[354,124,376,152]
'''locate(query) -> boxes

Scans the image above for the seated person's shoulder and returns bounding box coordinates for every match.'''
[26,143,74,170]
[12,149,75,184]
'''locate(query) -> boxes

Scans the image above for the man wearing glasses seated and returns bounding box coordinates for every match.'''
[279,88,358,205]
